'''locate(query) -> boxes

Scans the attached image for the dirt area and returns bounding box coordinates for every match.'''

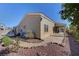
[11,37,43,43]
[25,39,43,43]
[6,43,69,56]
[10,35,65,48]
[1,35,79,56]
[0,32,79,56]
[5,36,71,56]
[0,32,69,56]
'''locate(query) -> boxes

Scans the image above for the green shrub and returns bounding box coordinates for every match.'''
[75,30,79,42]
[2,36,12,46]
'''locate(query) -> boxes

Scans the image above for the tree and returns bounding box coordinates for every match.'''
[69,24,77,34]
[60,3,79,41]
[60,3,79,30]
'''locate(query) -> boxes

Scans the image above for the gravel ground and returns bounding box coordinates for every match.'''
[1,33,79,56]
[6,42,70,56]
[4,34,71,56]
[0,32,71,56]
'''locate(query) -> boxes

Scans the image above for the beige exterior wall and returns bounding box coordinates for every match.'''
[40,14,55,39]
[16,13,63,40]
[17,14,41,38]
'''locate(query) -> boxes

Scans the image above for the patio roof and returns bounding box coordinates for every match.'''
[55,22,66,27]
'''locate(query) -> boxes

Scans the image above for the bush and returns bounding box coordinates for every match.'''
[75,30,79,42]
[2,36,12,46]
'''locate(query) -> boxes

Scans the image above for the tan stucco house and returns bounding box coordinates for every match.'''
[16,13,66,40]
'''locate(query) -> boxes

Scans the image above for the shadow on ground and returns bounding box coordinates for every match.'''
[68,36,79,56]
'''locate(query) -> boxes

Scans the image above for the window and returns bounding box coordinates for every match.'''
[44,24,48,32]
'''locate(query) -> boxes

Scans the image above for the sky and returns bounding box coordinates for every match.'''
[0,3,68,27]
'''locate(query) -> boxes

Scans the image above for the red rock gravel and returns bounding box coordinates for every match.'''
[7,43,68,56]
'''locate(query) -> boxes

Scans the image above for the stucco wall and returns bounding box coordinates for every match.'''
[17,13,55,39]
[40,14,55,39]
[18,14,41,38]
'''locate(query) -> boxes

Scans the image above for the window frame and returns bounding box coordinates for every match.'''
[44,24,48,32]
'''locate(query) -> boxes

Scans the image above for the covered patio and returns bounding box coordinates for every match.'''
[53,23,66,34]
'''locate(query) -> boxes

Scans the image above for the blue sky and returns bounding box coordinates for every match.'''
[0,3,68,27]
